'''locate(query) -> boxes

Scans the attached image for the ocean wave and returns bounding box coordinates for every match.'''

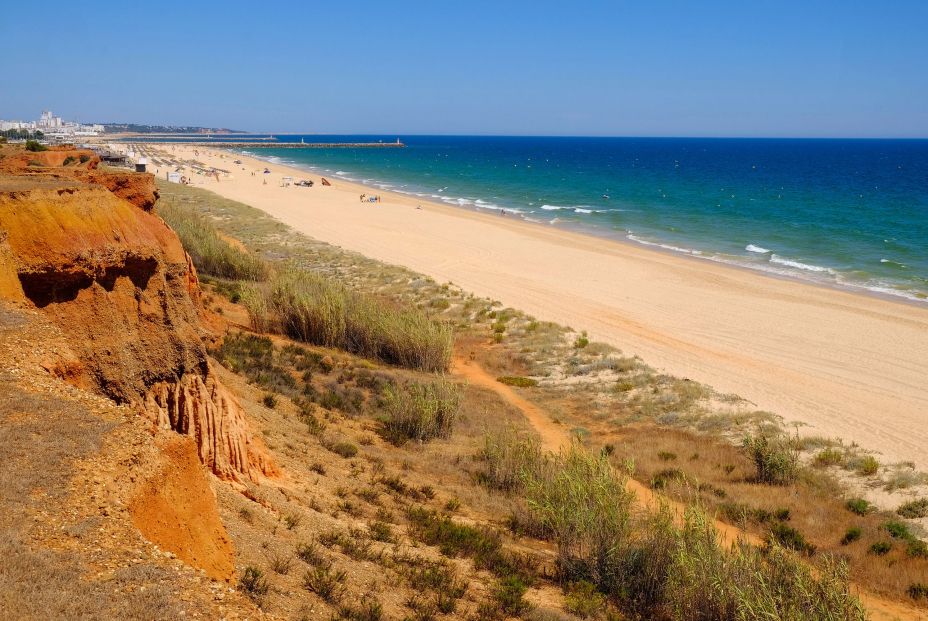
[440,197,475,206]
[769,254,835,274]
[880,259,908,269]
[540,204,566,210]
[626,233,704,256]
[474,200,499,210]
[745,244,771,254]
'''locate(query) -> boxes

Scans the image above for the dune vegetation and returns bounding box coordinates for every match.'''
[153,178,928,619]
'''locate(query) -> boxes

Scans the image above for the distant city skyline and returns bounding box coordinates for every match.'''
[1,1,927,138]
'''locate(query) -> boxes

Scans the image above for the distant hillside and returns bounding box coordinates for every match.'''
[98,123,244,134]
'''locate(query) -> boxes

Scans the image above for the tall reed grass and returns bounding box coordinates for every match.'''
[524,442,634,587]
[479,427,544,492]
[489,437,865,620]
[159,202,268,281]
[665,508,865,620]
[267,269,453,372]
[381,379,462,443]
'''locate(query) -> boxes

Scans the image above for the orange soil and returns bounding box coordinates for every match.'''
[452,355,928,621]
[128,436,235,582]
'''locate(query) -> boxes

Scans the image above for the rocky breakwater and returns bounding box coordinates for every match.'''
[0,146,275,482]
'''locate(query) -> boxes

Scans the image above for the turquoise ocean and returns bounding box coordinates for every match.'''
[206,136,926,303]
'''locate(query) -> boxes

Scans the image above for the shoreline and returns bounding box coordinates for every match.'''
[125,142,928,470]
[242,147,928,308]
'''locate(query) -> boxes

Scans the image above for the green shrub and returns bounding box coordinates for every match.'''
[406,506,502,561]
[303,566,346,602]
[496,376,539,388]
[869,541,892,555]
[62,155,76,166]
[845,498,872,516]
[884,520,913,540]
[743,434,799,485]
[25,139,47,152]
[492,575,531,617]
[210,333,296,393]
[563,580,605,618]
[897,498,928,519]
[269,269,452,371]
[853,455,880,476]
[159,201,268,280]
[368,520,394,543]
[840,527,862,545]
[327,440,358,459]
[814,447,844,467]
[650,468,686,490]
[262,393,278,408]
[910,583,928,601]
[401,559,467,600]
[79,154,90,163]
[380,379,462,443]
[768,523,815,555]
[907,539,928,558]
[238,566,269,601]
[296,541,329,567]
[269,553,292,574]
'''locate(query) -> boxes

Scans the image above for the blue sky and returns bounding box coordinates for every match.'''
[1,1,926,137]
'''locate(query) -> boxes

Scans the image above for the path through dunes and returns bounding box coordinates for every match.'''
[451,356,928,621]
[163,144,928,472]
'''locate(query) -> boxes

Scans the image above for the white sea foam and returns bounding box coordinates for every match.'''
[745,244,771,254]
[540,204,566,210]
[627,233,703,256]
[880,259,908,268]
[441,197,475,206]
[769,254,835,274]
[335,170,351,176]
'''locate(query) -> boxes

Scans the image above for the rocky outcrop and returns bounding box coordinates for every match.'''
[145,373,278,481]
[0,146,159,211]
[0,151,274,482]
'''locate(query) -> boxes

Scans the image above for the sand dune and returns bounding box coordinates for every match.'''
[142,145,928,470]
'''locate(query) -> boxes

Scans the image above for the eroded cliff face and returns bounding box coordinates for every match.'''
[0,147,274,483]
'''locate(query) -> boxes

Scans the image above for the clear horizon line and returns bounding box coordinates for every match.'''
[237,131,928,140]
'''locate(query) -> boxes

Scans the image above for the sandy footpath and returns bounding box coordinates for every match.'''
[136,144,928,470]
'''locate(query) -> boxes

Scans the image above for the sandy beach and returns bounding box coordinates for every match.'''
[135,143,928,470]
